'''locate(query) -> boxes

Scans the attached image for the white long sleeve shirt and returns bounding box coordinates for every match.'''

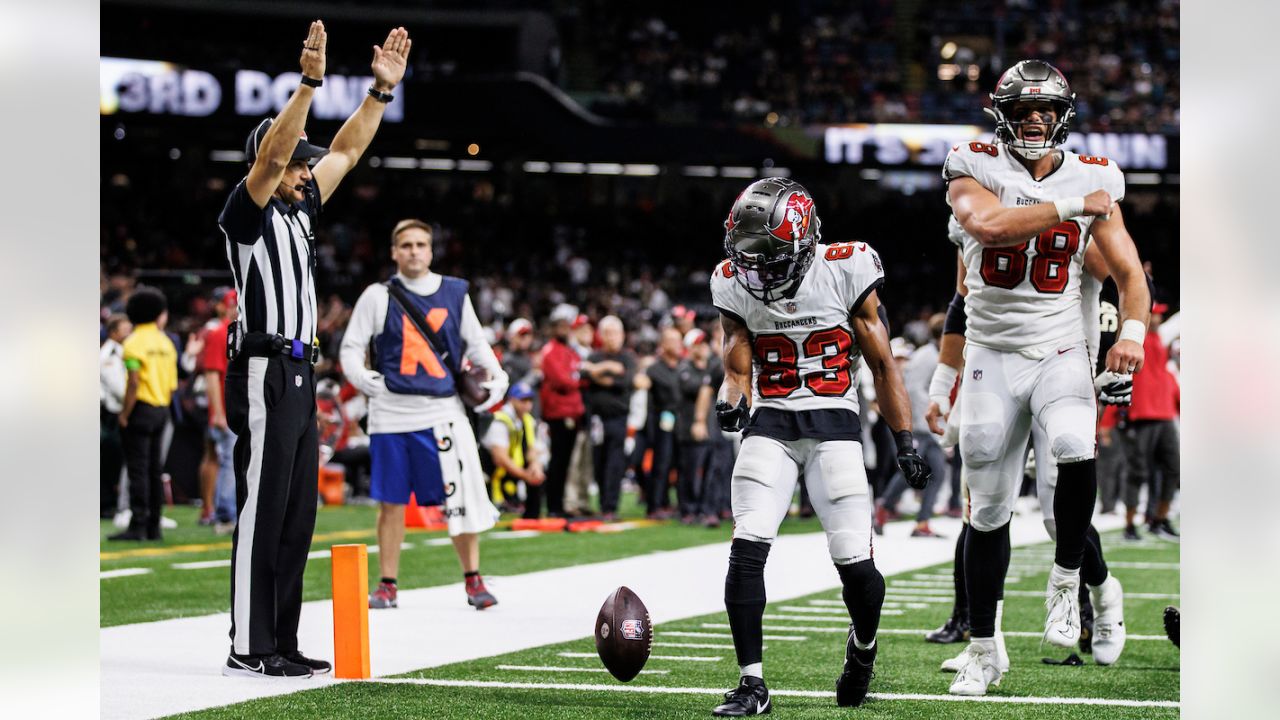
[100,339,126,414]
[339,272,507,435]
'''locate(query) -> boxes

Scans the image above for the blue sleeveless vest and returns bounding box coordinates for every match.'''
[375,276,469,397]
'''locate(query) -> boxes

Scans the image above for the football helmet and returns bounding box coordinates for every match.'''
[723,177,822,303]
[987,59,1076,161]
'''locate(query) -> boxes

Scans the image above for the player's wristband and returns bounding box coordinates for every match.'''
[1054,196,1085,222]
[300,75,323,88]
[893,430,915,456]
[367,86,394,103]
[1118,319,1146,345]
[928,364,959,415]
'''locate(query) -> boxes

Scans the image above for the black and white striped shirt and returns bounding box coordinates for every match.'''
[217,177,320,342]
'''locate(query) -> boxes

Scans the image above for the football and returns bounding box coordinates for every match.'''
[594,586,653,682]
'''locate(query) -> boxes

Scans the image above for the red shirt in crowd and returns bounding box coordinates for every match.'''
[199,318,232,422]
[539,337,584,420]
[1128,330,1179,422]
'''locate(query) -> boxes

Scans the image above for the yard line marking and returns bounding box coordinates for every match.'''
[559,652,720,662]
[1108,561,1180,570]
[171,559,231,570]
[659,631,806,641]
[765,612,901,622]
[702,624,1170,641]
[100,568,151,579]
[366,678,1179,708]
[488,530,544,540]
[883,602,932,610]
[777,606,851,614]
[496,664,669,675]
[882,587,953,596]
[653,642,756,650]
[890,580,953,588]
[887,595,950,603]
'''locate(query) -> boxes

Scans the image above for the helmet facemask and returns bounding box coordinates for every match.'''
[725,231,817,304]
[988,98,1076,160]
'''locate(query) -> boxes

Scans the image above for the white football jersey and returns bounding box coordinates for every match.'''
[942,143,1125,352]
[710,241,885,414]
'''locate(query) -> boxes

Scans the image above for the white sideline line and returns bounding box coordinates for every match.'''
[887,595,950,603]
[1108,561,1180,570]
[890,580,953,588]
[100,568,152,579]
[660,631,806,642]
[777,606,849,614]
[704,624,1169,641]
[559,652,720,662]
[1002,590,1180,600]
[365,678,1179,708]
[172,542,416,570]
[765,612,901,622]
[496,664,669,675]
[881,587,953,596]
[488,530,544,540]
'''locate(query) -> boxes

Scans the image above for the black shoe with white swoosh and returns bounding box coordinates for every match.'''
[281,650,331,674]
[712,676,771,716]
[222,652,313,678]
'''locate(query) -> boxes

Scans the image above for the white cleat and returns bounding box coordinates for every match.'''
[1044,572,1082,648]
[948,642,1003,696]
[1090,576,1127,665]
[941,634,1008,673]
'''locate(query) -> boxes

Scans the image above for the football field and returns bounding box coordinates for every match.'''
[101,504,1179,719]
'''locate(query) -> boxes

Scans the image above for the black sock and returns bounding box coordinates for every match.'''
[380,577,396,586]
[1053,459,1098,570]
[724,539,771,667]
[953,523,969,622]
[465,571,480,579]
[1081,525,1109,587]
[835,559,885,646]
[964,521,1010,637]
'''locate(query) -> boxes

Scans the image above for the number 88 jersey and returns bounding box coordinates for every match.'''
[942,141,1126,353]
[709,241,885,415]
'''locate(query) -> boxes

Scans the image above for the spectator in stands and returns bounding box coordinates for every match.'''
[111,287,178,541]
[583,316,637,521]
[100,313,132,519]
[563,314,597,516]
[1123,302,1180,541]
[198,287,238,534]
[644,327,685,519]
[876,332,948,537]
[538,304,586,518]
[501,318,536,389]
[484,383,545,516]
[675,328,715,525]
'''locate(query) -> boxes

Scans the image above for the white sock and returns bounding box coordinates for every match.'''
[972,635,998,653]
[994,599,1004,633]
[1050,563,1081,587]
[740,663,762,679]
[853,636,876,652]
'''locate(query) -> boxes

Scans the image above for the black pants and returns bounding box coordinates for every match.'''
[226,354,318,657]
[121,402,169,536]
[677,440,709,517]
[593,415,629,514]
[101,407,124,516]
[1125,420,1180,509]
[544,417,578,517]
[647,426,678,513]
[703,439,734,517]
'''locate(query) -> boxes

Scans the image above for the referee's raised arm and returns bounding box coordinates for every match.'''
[311,26,411,205]
[245,20,328,209]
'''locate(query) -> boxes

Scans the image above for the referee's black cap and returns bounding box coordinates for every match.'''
[244,118,329,167]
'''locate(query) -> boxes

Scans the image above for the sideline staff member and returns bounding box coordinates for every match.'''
[217,20,411,679]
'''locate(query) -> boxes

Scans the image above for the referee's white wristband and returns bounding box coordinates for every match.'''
[1118,319,1147,345]
[1054,196,1086,222]
[928,364,959,415]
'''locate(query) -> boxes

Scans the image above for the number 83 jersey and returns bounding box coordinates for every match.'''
[710,241,885,415]
[943,142,1126,353]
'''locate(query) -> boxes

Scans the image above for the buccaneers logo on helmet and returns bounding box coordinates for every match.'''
[770,191,815,242]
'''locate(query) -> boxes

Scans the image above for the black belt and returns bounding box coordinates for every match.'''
[237,332,319,364]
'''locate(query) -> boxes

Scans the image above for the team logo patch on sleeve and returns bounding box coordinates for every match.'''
[621,618,645,640]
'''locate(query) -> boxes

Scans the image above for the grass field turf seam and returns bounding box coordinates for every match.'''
[161,530,1179,719]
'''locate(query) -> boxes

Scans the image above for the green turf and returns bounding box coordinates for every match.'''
[100,497,829,627]
[160,530,1180,719]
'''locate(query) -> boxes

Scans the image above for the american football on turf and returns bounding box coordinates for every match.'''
[594,586,653,682]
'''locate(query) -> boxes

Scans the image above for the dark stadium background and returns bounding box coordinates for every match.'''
[100,0,1179,336]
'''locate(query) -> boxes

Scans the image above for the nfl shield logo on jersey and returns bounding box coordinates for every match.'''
[784,301,797,314]
[972,369,983,380]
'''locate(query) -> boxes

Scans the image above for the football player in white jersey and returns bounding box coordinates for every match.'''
[927,217,1132,681]
[940,59,1150,695]
[707,177,931,715]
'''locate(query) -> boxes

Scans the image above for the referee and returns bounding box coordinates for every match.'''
[216,20,411,679]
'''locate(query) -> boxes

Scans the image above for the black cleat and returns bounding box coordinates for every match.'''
[712,676,771,716]
[836,624,876,707]
[1163,606,1180,648]
[1078,588,1095,655]
[222,652,313,679]
[925,614,970,644]
[281,650,331,674]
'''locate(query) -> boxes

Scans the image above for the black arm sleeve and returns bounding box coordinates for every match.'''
[943,292,967,336]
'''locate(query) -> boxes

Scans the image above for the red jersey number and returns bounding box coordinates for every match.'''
[977,220,1081,294]
[754,327,855,398]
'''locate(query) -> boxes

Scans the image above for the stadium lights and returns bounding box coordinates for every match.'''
[938,64,961,81]
[381,157,419,170]
[552,162,586,174]
[523,161,551,173]
[860,169,883,180]
[587,163,624,175]
[1125,172,1162,185]
[719,166,756,178]
[457,160,493,172]
[622,164,661,176]
[419,158,456,171]
[210,150,246,163]
[941,42,957,60]
[683,166,718,177]
[767,167,792,178]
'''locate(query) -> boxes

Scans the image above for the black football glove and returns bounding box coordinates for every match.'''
[715,396,749,433]
[894,430,932,490]
[1094,371,1133,406]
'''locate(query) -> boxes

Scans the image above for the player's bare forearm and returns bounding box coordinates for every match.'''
[205,371,226,422]
[1094,207,1150,328]
[949,178,1063,247]
[718,313,752,408]
[938,331,965,372]
[852,291,911,432]
[119,371,140,426]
